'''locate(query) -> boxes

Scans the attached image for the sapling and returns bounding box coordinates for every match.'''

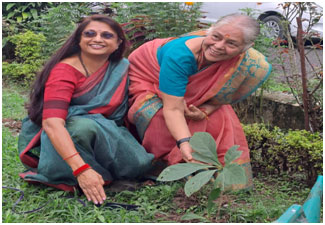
[157,132,247,213]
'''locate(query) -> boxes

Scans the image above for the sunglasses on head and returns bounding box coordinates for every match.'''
[82,30,115,39]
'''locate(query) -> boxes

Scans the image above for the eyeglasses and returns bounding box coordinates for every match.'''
[82,30,115,39]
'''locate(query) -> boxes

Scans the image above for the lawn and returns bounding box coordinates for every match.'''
[1,82,318,223]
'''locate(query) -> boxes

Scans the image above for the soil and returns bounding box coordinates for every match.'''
[3,118,22,136]
[154,188,232,222]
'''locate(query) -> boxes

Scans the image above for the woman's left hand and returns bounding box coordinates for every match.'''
[184,104,206,121]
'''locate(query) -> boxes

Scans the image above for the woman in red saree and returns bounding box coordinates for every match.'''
[127,14,272,190]
[18,15,154,205]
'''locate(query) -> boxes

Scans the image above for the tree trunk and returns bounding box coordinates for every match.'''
[296,17,310,131]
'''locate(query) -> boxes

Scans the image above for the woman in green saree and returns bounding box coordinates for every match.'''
[18,15,154,205]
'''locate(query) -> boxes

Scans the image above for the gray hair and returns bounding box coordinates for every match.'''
[207,13,260,50]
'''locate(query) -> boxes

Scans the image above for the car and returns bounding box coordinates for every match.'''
[199,2,323,40]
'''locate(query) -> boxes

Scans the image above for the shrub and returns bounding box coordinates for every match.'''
[2,18,19,60]
[110,2,203,53]
[33,2,91,58]
[2,2,56,23]
[2,3,58,60]
[2,30,46,85]
[243,123,323,185]
[275,130,323,182]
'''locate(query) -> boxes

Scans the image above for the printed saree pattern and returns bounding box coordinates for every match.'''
[18,59,154,191]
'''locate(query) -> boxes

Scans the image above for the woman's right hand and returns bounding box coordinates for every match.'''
[77,168,106,205]
[179,142,207,164]
[179,142,193,162]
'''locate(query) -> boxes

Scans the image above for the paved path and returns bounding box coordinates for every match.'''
[268,48,323,81]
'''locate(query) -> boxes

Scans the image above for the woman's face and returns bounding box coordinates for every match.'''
[203,24,246,62]
[79,21,121,57]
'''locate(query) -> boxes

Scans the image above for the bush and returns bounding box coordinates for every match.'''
[243,123,323,185]
[276,130,323,182]
[2,30,46,85]
[111,2,203,53]
[2,3,59,60]
[33,2,91,58]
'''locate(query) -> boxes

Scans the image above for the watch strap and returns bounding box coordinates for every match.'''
[176,137,191,148]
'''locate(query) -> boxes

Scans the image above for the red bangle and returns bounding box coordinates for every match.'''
[73,164,91,177]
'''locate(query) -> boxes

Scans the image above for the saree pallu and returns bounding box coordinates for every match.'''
[18,59,154,192]
[127,38,272,190]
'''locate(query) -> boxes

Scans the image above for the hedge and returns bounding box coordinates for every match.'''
[243,123,323,185]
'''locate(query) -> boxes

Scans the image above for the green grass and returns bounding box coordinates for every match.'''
[2,83,321,223]
[2,83,29,120]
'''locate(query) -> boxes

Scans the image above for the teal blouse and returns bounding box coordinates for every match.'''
[157,35,200,97]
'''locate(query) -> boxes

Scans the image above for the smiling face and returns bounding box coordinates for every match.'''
[203,24,246,63]
[79,21,121,58]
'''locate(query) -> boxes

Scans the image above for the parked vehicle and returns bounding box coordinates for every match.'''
[200,2,323,40]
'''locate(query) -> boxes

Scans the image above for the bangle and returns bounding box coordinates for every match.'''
[176,137,191,148]
[202,110,209,120]
[73,164,91,177]
[63,152,79,161]
[199,108,209,120]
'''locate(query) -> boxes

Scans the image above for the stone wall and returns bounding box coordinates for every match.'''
[233,91,305,130]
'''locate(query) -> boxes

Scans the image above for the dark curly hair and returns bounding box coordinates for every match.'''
[27,15,128,126]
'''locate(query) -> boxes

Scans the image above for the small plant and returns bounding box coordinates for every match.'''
[157,132,247,214]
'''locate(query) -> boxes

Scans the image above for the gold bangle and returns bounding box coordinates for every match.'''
[200,109,209,120]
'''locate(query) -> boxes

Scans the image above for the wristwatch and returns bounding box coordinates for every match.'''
[176,137,191,148]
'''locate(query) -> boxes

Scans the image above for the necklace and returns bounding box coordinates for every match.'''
[78,52,90,77]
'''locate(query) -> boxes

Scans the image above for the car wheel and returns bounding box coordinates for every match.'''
[261,15,286,39]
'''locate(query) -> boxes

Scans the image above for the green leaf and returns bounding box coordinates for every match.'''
[16,16,22,23]
[223,164,246,184]
[2,38,9,48]
[214,164,246,190]
[180,213,207,222]
[224,145,242,165]
[190,132,219,163]
[157,163,213,182]
[22,12,30,20]
[30,9,38,19]
[22,5,29,12]
[184,169,216,196]
[6,3,16,11]
[7,11,15,19]
[207,188,221,213]
[97,215,105,223]
[192,152,222,167]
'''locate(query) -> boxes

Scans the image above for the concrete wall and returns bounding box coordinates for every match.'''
[233,91,305,130]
